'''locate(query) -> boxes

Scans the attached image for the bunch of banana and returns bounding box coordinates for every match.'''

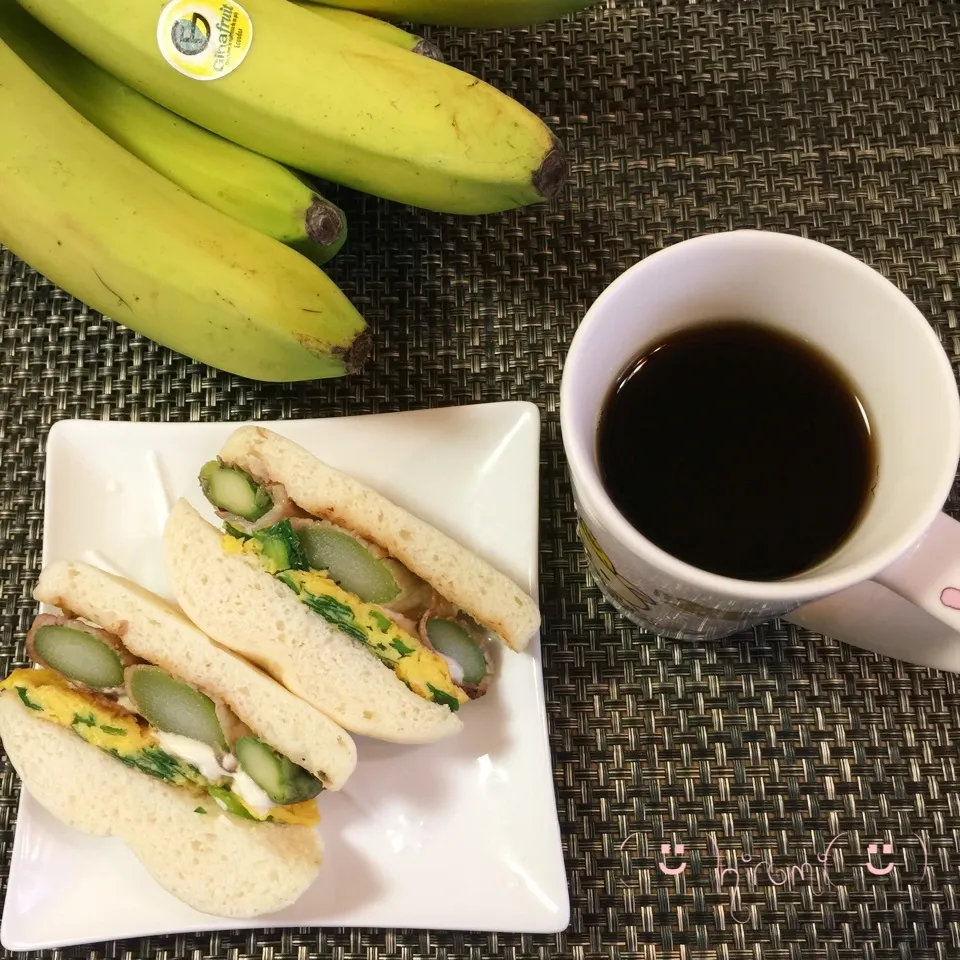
[0,32,369,382]
[17,0,569,214]
[301,0,603,28]
[0,0,588,382]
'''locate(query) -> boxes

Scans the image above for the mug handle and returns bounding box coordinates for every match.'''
[787,513,960,671]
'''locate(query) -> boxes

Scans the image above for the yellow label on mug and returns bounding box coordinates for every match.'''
[157,1,252,81]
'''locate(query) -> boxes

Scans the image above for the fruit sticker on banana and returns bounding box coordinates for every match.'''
[157,1,252,81]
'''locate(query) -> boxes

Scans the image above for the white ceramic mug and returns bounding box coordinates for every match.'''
[560,230,960,671]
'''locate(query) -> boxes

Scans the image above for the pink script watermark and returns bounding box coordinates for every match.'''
[619,832,932,923]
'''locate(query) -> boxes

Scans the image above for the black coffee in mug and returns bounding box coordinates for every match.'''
[596,320,876,581]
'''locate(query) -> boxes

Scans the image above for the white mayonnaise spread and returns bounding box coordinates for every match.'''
[154,731,232,782]
[231,769,275,816]
[152,732,282,817]
[115,694,137,713]
[439,653,465,686]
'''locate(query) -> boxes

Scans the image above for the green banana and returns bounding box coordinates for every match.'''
[296,0,602,28]
[17,0,567,215]
[0,35,368,382]
[0,2,345,266]
[293,3,442,60]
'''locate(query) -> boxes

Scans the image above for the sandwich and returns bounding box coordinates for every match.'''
[163,425,541,744]
[0,560,358,918]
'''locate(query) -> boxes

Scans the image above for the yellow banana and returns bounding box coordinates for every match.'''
[18,0,566,215]
[292,3,442,60]
[0,2,345,266]
[296,0,602,28]
[0,35,368,382]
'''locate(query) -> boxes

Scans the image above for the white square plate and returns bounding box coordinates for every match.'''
[0,402,569,950]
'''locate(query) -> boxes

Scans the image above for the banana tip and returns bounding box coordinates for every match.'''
[533,144,568,200]
[413,39,444,61]
[306,200,346,247]
[341,330,372,374]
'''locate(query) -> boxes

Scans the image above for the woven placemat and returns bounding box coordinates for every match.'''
[3,1,960,957]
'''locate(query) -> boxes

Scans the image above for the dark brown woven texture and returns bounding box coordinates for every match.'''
[3,0,960,957]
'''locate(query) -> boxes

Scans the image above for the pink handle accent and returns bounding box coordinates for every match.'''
[942,587,960,610]
[788,512,960,672]
[876,513,960,630]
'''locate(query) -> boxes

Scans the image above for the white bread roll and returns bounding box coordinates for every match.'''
[33,560,357,791]
[0,695,322,918]
[218,425,541,651]
[165,499,464,744]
